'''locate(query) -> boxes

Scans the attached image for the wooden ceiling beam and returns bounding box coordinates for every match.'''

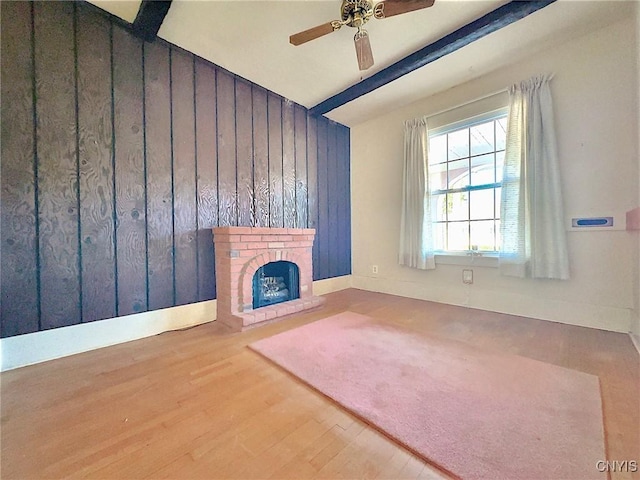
[132,0,173,42]
[310,0,556,117]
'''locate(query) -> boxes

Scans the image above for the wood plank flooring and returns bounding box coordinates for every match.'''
[1,289,638,479]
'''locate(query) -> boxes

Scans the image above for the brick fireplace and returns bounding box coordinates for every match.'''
[212,227,325,331]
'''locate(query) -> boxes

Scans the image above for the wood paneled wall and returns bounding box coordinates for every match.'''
[0,1,351,338]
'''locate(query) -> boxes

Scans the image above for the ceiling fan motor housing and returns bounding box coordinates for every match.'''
[341,0,374,27]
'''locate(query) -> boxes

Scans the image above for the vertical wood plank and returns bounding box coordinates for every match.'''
[171,48,197,306]
[77,5,116,323]
[144,40,174,310]
[113,25,147,315]
[268,93,283,228]
[252,86,269,228]
[282,100,296,228]
[306,114,320,280]
[216,70,237,227]
[195,58,217,302]
[294,105,308,229]
[337,125,351,276]
[0,1,39,336]
[316,117,329,280]
[327,121,339,278]
[34,1,81,329]
[235,78,254,227]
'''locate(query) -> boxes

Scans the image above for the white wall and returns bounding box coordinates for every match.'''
[350,14,639,333]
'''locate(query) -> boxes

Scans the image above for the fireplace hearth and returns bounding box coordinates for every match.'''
[213,227,325,331]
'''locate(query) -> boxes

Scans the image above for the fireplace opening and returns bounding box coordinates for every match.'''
[252,261,300,309]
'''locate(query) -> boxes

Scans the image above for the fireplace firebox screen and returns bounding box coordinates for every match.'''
[252,261,300,309]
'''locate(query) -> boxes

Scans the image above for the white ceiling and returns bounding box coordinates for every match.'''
[89,0,632,126]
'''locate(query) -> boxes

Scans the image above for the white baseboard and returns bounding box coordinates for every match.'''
[0,276,353,372]
[630,312,640,355]
[351,275,633,334]
[0,300,217,372]
[312,275,353,295]
[630,334,640,356]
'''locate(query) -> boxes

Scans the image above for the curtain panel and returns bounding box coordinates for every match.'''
[499,75,570,280]
[399,117,435,270]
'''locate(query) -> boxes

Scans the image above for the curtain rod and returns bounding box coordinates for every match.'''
[420,73,555,122]
[420,87,508,122]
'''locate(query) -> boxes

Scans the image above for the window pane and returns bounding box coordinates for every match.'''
[447,192,468,221]
[429,135,447,164]
[470,220,496,251]
[433,193,447,222]
[448,221,469,251]
[496,117,507,151]
[429,162,447,192]
[470,121,494,156]
[495,220,501,250]
[495,151,504,182]
[434,222,446,251]
[495,187,502,219]
[448,129,469,160]
[469,189,494,220]
[448,159,469,189]
[470,154,495,186]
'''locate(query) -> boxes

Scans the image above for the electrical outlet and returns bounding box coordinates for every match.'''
[463,269,473,284]
[372,265,378,274]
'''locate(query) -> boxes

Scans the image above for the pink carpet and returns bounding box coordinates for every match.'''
[249,312,606,480]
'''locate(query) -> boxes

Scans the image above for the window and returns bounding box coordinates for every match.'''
[428,109,508,254]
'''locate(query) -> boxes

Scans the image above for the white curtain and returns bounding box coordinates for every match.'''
[500,75,570,279]
[399,117,435,270]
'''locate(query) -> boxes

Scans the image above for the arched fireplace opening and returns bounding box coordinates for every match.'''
[252,261,300,309]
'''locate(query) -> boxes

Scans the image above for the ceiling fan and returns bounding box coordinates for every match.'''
[289,0,436,71]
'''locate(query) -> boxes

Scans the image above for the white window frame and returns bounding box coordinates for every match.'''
[428,107,509,263]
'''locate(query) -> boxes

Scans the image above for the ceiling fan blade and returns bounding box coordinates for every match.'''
[354,30,374,71]
[290,21,341,46]
[373,0,435,19]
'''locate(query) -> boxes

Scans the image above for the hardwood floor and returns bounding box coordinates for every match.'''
[1,289,638,479]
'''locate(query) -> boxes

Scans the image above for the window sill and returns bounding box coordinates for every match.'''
[434,253,498,268]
